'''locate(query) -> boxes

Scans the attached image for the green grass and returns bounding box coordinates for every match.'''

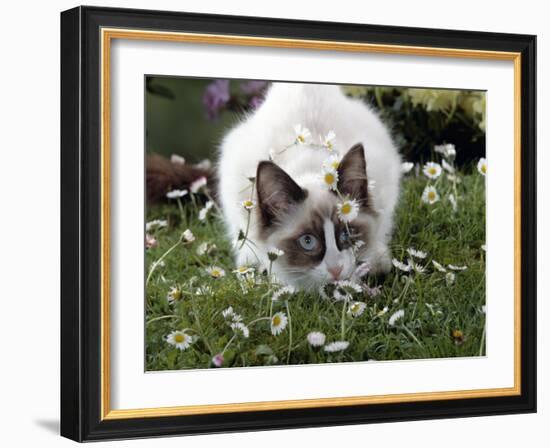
[145,166,486,370]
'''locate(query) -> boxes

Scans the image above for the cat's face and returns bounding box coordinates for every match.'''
[256,144,372,290]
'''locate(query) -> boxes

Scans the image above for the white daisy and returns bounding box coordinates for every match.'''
[446,272,456,285]
[166,189,188,199]
[432,260,447,273]
[336,198,360,222]
[421,185,440,205]
[230,322,250,338]
[198,201,214,221]
[322,154,342,171]
[145,219,168,231]
[477,158,487,176]
[241,199,256,210]
[293,124,312,145]
[182,229,195,242]
[324,341,350,353]
[392,258,412,272]
[222,306,243,322]
[233,266,255,277]
[320,167,339,191]
[320,130,336,151]
[410,260,425,274]
[423,162,442,180]
[348,301,367,317]
[166,330,194,350]
[196,241,216,256]
[407,248,427,259]
[388,309,405,326]
[401,162,414,173]
[166,286,183,304]
[434,143,456,160]
[377,306,389,317]
[272,285,296,302]
[206,266,226,279]
[270,312,288,336]
[307,331,326,347]
[442,158,455,174]
[190,176,207,193]
[170,154,186,165]
[267,247,284,261]
[448,264,468,271]
[335,280,363,294]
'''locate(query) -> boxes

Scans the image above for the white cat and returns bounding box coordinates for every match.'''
[217,83,401,290]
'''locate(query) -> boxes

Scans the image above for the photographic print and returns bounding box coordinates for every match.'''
[144,78,487,371]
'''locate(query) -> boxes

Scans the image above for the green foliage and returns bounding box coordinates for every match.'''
[145,165,486,370]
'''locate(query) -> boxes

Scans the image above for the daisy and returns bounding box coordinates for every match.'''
[267,247,284,261]
[421,185,440,205]
[241,199,256,210]
[477,158,487,176]
[166,330,194,350]
[377,306,389,317]
[410,260,425,274]
[434,143,456,160]
[442,158,455,174]
[336,198,360,223]
[233,266,255,277]
[198,201,214,221]
[335,280,363,294]
[166,286,183,304]
[320,130,336,151]
[145,234,158,249]
[423,162,442,180]
[446,272,456,285]
[272,285,296,301]
[348,301,367,317]
[170,154,185,165]
[222,306,242,322]
[320,167,339,191]
[388,309,405,326]
[407,248,427,259]
[190,176,207,193]
[145,219,168,231]
[448,264,467,271]
[211,353,224,367]
[401,161,414,174]
[307,331,326,347]
[206,266,226,279]
[324,341,350,353]
[196,241,216,256]
[230,322,250,338]
[322,154,341,171]
[182,229,195,242]
[293,124,312,145]
[270,312,288,336]
[432,260,447,273]
[392,258,412,272]
[166,189,188,199]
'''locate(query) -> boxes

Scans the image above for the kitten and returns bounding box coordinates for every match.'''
[217,83,401,290]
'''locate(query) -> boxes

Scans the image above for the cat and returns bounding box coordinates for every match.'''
[217,82,401,290]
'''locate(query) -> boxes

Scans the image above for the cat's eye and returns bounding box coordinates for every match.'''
[298,234,318,251]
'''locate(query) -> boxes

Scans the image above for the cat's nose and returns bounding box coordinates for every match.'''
[328,265,343,280]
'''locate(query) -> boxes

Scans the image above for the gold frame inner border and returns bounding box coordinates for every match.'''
[100,27,522,420]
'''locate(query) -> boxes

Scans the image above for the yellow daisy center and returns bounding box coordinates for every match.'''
[272,315,281,326]
[211,270,220,277]
[341,203,352,214]
[238,267,247,273]
[481,164,487,173]
[243,200,253,207]
[428,167,436,175]
[452,329,463,338]
[324,173,335,185]
[297,135,304,143]
[174,333,185,343]
[428,191,436,201]
[171,289,182,300]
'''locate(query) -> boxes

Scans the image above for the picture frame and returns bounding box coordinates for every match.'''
[60,5,536,441]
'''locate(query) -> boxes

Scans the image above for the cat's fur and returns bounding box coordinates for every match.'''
[217,83,401,290]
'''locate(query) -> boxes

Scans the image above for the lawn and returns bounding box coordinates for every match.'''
[145,159,486,371]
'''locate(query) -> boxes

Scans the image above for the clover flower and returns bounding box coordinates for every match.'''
[324,341,349,353]
[421,185,440,205]
[423,162,442,180]
[166,189,188,199]
[348,301,367,317]
[307,331,326,347]
[190,176,207,193]
[166,330,194,350]
[388,309,405,326]
[320,167,339,191]
[336,198,359,223]
[477,158,487,176]
[198,201,214,221]
[293,124,312,145]
[270,312,288,336]
[182,229,195,242]
[206,266,226,279]
[320,130,336,151]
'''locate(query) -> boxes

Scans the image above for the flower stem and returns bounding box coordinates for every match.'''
[286,300,293,364]
[146,238,182,286]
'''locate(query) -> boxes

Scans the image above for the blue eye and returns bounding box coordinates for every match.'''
[298,234,318,251]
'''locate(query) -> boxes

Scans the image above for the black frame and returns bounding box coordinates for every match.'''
[61,5,537,442]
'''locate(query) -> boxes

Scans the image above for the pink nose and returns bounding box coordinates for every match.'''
[328,265,343,280]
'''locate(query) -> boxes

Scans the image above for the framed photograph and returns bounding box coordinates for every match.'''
[60,6,536,441]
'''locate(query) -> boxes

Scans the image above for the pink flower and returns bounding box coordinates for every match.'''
[203,80,230,120]
[212,353,224,368]
[145,234,158,249]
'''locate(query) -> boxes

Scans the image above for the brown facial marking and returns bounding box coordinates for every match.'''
[336,143,371,211]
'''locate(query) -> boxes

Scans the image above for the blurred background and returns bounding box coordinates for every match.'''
[145,76,485,166]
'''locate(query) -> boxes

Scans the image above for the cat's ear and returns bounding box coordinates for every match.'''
[337,143,369,207]
[256,161,307,227]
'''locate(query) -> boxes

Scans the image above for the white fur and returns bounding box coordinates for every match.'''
[217,83,401,286]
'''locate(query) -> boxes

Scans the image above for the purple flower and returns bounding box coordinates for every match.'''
[239,80,268,95]
[203,80,230,120]
[212,353,224,368]
[249,96,264,109]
